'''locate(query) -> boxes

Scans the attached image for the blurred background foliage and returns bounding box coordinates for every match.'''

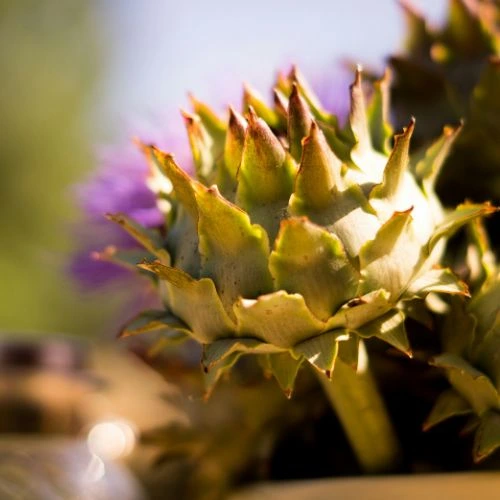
[0,1,123,335]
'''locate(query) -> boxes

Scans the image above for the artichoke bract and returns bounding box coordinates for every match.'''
[426,223,500,462]
[113,68,493,394]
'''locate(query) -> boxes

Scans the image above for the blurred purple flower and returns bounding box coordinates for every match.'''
[70,150,158,288]
[70,117,191,291]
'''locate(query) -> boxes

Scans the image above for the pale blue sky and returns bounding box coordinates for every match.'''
[94,0,448,137]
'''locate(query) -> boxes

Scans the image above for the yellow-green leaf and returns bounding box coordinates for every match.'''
[474,411,500,463]
[139,261,236,342]
[234,291,326,348]
[105,213,170,265]
[294,330,342,377]
[423,389,472,431]
[269,217,359,321]
[432,353,499,416]
[195,183,274,317]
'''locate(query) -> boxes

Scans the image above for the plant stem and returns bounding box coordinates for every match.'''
[315,344,401,473]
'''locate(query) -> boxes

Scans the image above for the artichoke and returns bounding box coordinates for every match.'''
[390,0,500,205]
[425,221,500,462]
[111,67,494,396]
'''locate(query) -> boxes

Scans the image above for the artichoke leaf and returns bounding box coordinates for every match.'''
[292,172,380,260]
[370,118,414,203]
[221,107,246,192]
[470,274,500,338]
[261,352,303,398]
[105,213,170,265]
[337,334,360,369]
[288,83,313,161]
[440,297,476,357]
[367,68,393,154]
[91,246,152,272]
[151,147,199,221]
[474,321,500,392]
[182,110,218,184]
[273,88,289,124]
[195,183,274,318]
[466,219,497,288]
[165,207,201,276]
[291,121,342,212]
[431,353,499,415]
[348,67,372,166]
[235,108,296,240]
[289,65,332,124]
[473,411,500,463]
[426,202,498,256]
[423,389,472,431]
[234,291,326,348]
[242,83,283,130]
[138,261,236,342]
[118,309,191,339]
[405,268,469,298]
[318,121,353,164]
[203,352,242,398]
[325,289,393,332]
[414,123,462,194]
[202,338,284,370]
[269,217,359,321]
[357,309,411,356]
[189,94,227,147]
[293,330,344,378]
[359,209,420,298]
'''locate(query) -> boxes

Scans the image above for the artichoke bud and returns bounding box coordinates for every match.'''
[115,67,495,395]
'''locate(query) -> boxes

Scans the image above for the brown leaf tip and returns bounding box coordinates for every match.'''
[393,206,415,217]
[273,88,288,111]
[290,82,299,99]
[288,64,300,83]
[105,212,126,224]
[132,136,156,157]
[228,105,246,126]
[301,120,320,147]
[245,105,259,124]
[353,64,363,87]
[180,109,195,125]
[347,297,367,307]
[398,0,425,19]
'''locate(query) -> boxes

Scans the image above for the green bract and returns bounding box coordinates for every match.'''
[426,223,500,462]
[113,68,494,395]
